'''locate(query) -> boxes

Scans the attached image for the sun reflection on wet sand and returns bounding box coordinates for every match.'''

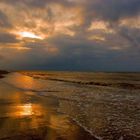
[0,73,97,140]
[13,74,34,89]
[18,103,33,116]
[4,73,49,92]
[9,103,44,118]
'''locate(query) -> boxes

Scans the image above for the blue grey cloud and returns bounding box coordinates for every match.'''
[0,32,19,44]
[0,10,12,28]
[0,0,140,71]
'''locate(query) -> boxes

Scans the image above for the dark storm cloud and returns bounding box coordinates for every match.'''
[1,0,140,27]
[1,32,140,71]
[0,0,74,8]
[0,10,12,28]
[0,0,140,71]
[28,0,74,8]
[0,33,19,44]
[46,34,140,71]
[118,26,140,48]
[12,33,140,71]
[73,0,140,30]
[86,0,140,22]
[4,0,140,16]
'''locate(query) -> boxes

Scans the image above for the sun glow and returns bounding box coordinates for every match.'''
[19,103,33,116]
[19,31,43,39]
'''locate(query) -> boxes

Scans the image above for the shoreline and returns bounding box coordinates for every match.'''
[21,71,140,90]
[0,72,98,140]
[0,71,140,139]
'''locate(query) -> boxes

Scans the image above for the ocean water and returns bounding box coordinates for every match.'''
[0,71,140,140]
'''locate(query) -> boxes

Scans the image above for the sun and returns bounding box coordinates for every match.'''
[19,31,43,39]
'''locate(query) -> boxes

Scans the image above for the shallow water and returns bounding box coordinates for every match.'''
[0,72,140,140]
[0,73,96,140]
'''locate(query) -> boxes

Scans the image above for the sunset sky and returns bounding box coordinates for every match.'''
[0,0,140,71]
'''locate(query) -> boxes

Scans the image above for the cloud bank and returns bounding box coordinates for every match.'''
[0,0,140,71]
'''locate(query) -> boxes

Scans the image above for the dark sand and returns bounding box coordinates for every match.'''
[0,72,97,140]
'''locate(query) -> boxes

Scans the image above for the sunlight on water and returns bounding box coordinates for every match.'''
[0,74,94,140]
[0,72,139,139]
[17,103,33,116]
[12,74,34,89]
[3,73,51,91]
[8,103,45,118]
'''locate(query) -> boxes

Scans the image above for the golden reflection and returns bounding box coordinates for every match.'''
[19,103,33,116]
[0,74,94,139]
[11,103,33,117]
[11,74,34,89]
[9,103,44,118]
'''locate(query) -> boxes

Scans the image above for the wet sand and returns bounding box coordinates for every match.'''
[0,70,9,79]
[0,72,97,140]
[0,72,140,140]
